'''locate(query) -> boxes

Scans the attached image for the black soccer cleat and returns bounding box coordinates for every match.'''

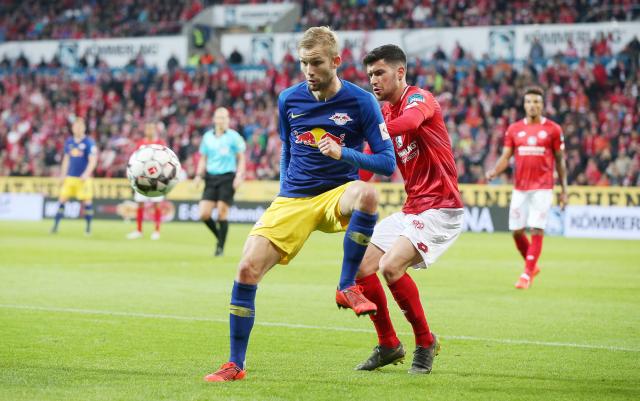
[214,244,224,257]
[408,333,440,374]
[355,343,405,371]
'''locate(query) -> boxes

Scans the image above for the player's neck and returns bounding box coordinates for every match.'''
[525,115,542,124]
[312,77,342,102]
[215,127,225,136]
[389,83,409,106]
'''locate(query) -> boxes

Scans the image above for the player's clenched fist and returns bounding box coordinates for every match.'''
[318,137,342,160]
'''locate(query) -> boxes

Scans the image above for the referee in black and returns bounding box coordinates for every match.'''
[194,107,246,256]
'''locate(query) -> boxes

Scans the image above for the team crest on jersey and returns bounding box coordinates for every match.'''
[517,131,526,138]
[329,113,352,126]
[527,136,538,145]
[537,130,548,139]
[395,136,403,148]
[78,143,86,149]
[407,93,424,104]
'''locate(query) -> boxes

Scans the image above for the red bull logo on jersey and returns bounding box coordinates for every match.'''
[329,112,352,126]
[294,128,345,148]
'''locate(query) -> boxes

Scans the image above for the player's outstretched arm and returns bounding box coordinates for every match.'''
[486,147,513,180]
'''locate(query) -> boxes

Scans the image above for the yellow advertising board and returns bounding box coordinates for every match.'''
[1,177,639,207]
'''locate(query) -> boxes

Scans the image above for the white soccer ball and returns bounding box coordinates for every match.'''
[127,144,181,197]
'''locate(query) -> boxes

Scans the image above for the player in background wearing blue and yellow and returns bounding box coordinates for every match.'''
[204,26,396,382]
[51,117,98,235]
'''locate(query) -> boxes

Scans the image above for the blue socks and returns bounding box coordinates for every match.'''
[52,203,65,232]
[84,203,93,233]
[339,210,377,290]
[229,281,257,369]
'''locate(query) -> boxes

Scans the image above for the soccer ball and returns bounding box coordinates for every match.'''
[127,144,181,197]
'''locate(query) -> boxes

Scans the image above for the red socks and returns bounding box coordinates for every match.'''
[525,234,543,275]
[356,274,400,348]
[154,204,162,231]
[136,204,144,232]
[388,273,433,348]
[513,232,530,259]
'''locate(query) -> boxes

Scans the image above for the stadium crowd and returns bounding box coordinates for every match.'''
[0,36,639,186]
[1,0,638,42]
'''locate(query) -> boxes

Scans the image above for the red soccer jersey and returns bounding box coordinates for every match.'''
[382,86,463,214]
[136,138,166,149]
[504,117,564,190]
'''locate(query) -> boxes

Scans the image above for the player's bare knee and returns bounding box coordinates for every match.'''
[357,261,379,279]
[236,257,263,284]
[355,183,378,213]
[379,255,403,284]
[199,210,211,221]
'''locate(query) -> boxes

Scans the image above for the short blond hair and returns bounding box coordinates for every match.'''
[298,26,339,58]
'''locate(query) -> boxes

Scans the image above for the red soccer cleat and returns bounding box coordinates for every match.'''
[336,285,377,316]
[203,362,246,382]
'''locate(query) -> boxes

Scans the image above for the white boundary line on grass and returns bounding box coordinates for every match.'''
[2,303,638,353]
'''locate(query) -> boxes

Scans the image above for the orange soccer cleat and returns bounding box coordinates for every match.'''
[515,266,541,289]
[203,362,246,382]
[336,285,377,316]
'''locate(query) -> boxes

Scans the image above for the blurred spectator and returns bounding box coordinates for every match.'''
[228,49,244,65]
[529,38,544,60]
[1,1,638,42]
[0,44,637,188]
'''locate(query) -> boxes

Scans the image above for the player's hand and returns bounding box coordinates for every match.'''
[318,137,342,160]
[559,191,568,211]
[485,169,496,181]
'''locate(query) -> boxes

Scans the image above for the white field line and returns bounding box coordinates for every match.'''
[1,304,638,353]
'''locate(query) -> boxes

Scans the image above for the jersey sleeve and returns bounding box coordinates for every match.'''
[233,131,246,154]
[88,139,97,155]
[277,92,291,183]
[198,134,207,155]
[504,125,515,148]
[404,91,435,120]
[551,123,564,152]
[340,92,395,176]
[278,93,291,142]
[64,139,71,155]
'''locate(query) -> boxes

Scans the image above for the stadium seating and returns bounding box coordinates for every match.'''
[1,0,638,41]
[1,40,637,186]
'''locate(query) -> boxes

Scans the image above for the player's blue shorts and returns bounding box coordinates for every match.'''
[250,182,353,264]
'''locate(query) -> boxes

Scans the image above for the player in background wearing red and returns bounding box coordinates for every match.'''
[486,86,568,289]
[355,45,464,374]
[127,122,167,240]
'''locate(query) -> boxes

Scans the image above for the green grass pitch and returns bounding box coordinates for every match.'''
[1,220,639,401]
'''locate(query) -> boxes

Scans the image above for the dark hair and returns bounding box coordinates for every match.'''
[524,86,544,98]
[363,44,407,67]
